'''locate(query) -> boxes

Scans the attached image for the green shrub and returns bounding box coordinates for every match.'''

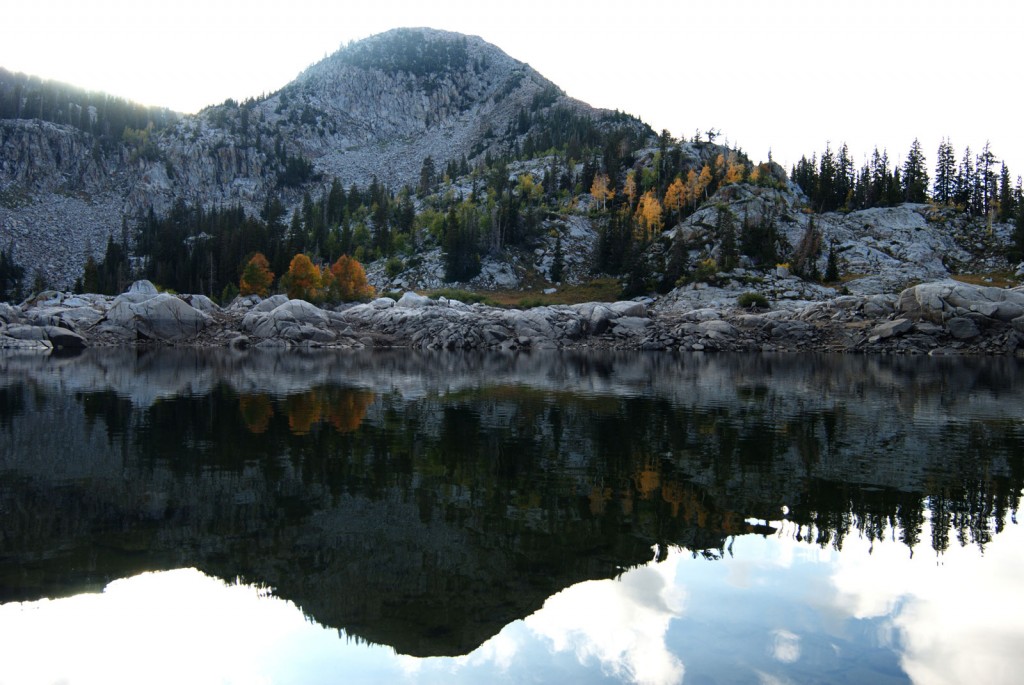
[385,256,404,278]
[737,292,769,309]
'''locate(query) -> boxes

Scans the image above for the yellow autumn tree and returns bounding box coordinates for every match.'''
[684,169,700,210]
[281,253,321,301]
[724,161,746,185]
[663,176,688,221]
[239,252,274,297]
[623,170,638,207]
[329,254,375,302]
[694,165,713,207]
[714,153,726,178]
[633,190,664,241]
[590,173,614,209]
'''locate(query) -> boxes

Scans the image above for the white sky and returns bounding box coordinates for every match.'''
[3,0,1022,176]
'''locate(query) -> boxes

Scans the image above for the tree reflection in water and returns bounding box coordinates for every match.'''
[0,348,1022,659]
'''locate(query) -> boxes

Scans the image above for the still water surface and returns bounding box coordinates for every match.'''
[1,349,1022,684]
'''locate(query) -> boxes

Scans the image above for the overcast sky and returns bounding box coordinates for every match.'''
[4,0,1022,176]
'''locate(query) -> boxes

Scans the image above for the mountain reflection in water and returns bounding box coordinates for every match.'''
[1,348,1022,683]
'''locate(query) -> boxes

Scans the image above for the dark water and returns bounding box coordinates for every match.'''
[1,348,1022,684]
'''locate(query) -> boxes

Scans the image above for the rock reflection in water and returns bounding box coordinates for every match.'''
[0,348,1022,660]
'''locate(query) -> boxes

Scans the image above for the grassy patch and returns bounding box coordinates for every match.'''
[424,278,624,309]
[423,288,494,305]
[951,272,1018,288]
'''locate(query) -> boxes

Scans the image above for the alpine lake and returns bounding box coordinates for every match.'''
[1,347,1022,685]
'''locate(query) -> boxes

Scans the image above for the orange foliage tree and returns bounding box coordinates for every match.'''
[590,173,614,209]
[327,389,375,433]
[663,177,688,222]
[238,394,274,434]
[633,190,664,240]
[724,160,746,185]
[328,255,375,302]
[623,170,638,208]
[286,391,323,435]
[281,253,322,301]
[239,252,274,297]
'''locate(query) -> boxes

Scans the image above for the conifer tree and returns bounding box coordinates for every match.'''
[977,142,998,216]
[549,233,564,283]
[933,138,956,205]
[824,242,840,282]
[954,146,975,211]
[998,163,1015,222]
[836,143,853,209]
[716,206,739,271]
[817,144,837,212]
[902,139,929,203]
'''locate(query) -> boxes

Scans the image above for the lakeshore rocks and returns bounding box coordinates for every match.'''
[2,278,1024,355]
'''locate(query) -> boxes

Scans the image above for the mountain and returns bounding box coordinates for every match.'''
[0,28,650,290]
[1,28,1017,301]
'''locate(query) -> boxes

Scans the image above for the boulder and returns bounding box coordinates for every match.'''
[870,318,913,339]
[118,280,160,304]
[245,299,330,341]
[899,281,1024,324]
[0,302,22,324]
[183,294,220,314]
[252,295,290,313]
[4,324,48,341]
[607,301,647,318]
[105,293,210,341]
[946,317,980,340]
[698,319,737,337]
[134,295,210,341]
[397,292,434,308]
[897,282,955,323]
[43,325,87,349]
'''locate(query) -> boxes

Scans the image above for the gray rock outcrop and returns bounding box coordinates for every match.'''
[4,277,1024,356]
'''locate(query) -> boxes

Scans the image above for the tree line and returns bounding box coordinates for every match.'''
[0,67,177,151]
[791,138,1022,222]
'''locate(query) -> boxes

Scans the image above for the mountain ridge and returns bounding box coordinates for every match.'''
[0,27,652,289]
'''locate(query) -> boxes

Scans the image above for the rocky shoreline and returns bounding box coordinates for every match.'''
[3,278,1024,357]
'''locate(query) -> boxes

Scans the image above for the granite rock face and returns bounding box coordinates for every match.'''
[1,28,637,290]
[3,279,1024,356]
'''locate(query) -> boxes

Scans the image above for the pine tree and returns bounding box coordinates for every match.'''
[716,206,739,271]
[1012,199,1024,262]
[824,242,840,282]
[977,141,998,217]
[549,232,564,283]
[998,162,1015,222]
[836,143,853,210]
[902,138,929,203]
[954,146,975,211]
[817,144,837,212]
[933,138,956,205]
